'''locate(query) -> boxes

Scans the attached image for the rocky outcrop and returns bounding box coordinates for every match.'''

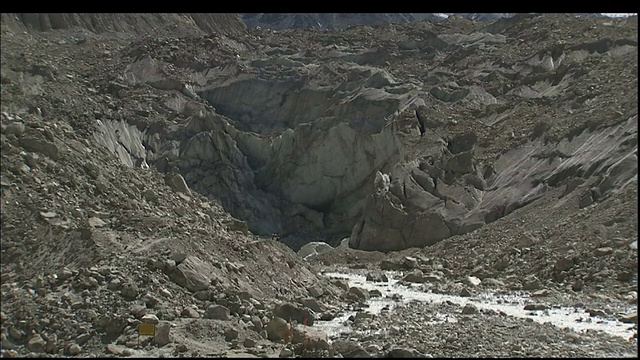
[350,115,638,252]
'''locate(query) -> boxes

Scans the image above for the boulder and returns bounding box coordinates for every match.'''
[26,334,46,353]
[292,324,330,349]
[205,305,230,320]
[365,272,389,282]
[461,303,478,314]
[307,284,324,298]
[273,303,314,326]
[19,137,59,160]
[165,173,190,194]
[169,256,214,292]
[347,287,369,300]
[3,122,25,136]
[297,242,334,260]
[402,270,427,283]
[266,317,290,341]
[402,256,418,269]
[332,340,369,357]
[302,298,324,313]
[181,307,200,318]
[153,322,171,347]
[380,260,402,271]
[141,314,160,324]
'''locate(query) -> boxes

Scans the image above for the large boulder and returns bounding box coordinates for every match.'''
[273,302,315,326]
[266,317,290,341]
[297,242,334,260]
[169,256,214,292]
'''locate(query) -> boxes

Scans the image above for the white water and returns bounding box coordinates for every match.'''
[316,271,636,340]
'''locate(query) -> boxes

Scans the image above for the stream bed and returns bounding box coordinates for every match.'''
[315,270,637,341]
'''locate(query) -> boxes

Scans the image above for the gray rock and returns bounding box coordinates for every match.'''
[347,287,370,300]
[96,315,128,336]
[143,189,158,203]
[169,256,214,292]
[554,257,574,271]
[19,137,59,160]
[523,303,548,311]
[572,279,584,291]
[617,271,633,282]
[266,317,290,341]
[369,289,382,298]
[107,279,122,291]
[105,344,128,355]
[619,311,638,324]
[531,289,550,297]
[165,173,190,194]
[302,298,323,313]
[141,293,161,307]
[482,278,506,287]
[8,328,23,341]
[67,344,81,355]
[243,338,257,348]
[365,272,389,282]
[273,302,315,326]
[141,314,160,324]
[464,276,481,287]
[298,242,333,259]
[332,279,350,292]
[205,305,230,320]
[307,284,324,298]
[170,253,188,264]
[461,303,478,314]
[181,307,200,318]
[459,287,473,297]
[26,335,46,353]
[4,122,25,136]
[224,328,239,342]
[154,322,171,347]
[594,247,613,256]
[251,316,263,331]
[380,260,402,271]
[279,348,294,357]
[332,340,369,357]
[365,344,382,354]
[130,304,147,319]
[75,333,91,346]
[44,333,57,353]
[402,256,418,269]
[120,282,139,300]
[402,270,427,283]
[163,259,177,273]
[523,276,541,290]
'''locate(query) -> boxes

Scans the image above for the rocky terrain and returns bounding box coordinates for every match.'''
[1,12,637,358]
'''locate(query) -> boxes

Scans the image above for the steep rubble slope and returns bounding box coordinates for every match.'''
[0,16,342,358]
[0,13,246,37]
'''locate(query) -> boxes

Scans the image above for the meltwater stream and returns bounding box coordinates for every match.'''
[315,271,636,341]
